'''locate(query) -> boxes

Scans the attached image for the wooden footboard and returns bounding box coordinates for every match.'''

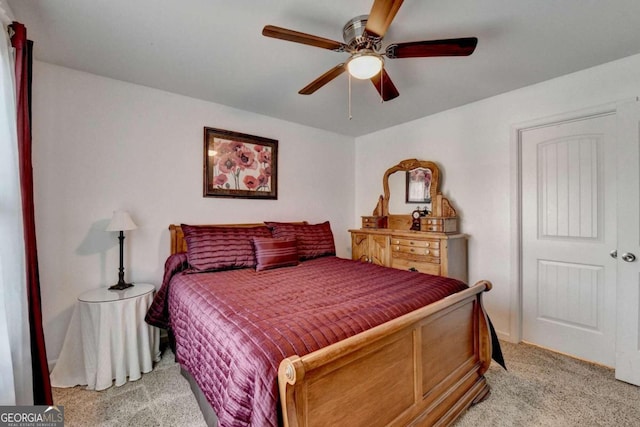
[278,280,492,427]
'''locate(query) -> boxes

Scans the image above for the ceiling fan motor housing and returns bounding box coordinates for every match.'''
[343,15,381,51]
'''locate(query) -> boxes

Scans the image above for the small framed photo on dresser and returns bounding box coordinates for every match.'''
[203,127,278,199]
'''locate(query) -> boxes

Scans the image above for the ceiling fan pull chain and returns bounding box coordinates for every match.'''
[348,73,353,120]
[380,68,384,103]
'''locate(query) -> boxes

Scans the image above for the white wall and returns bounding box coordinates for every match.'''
[35,51,640,363]
[355,53,640,340]
[32,62,355,363]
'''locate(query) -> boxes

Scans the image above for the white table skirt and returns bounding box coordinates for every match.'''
[50,285,160,391]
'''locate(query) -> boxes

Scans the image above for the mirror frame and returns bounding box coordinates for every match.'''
[382,159,440,216]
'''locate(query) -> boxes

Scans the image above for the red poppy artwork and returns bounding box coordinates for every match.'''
[203,127,278,199]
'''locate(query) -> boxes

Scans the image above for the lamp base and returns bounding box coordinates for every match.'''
[109,282,134,291]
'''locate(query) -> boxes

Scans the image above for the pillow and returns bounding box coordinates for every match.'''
[265,221,336,260]
[181,224,271,271]
[253,237,299,271]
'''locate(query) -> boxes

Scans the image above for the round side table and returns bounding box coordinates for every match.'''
[50,283,161,390]
[78,283,154,303]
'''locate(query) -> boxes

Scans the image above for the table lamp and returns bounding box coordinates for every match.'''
[106,210,137,290]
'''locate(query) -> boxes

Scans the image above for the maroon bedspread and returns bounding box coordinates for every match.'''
[149,256,467,427]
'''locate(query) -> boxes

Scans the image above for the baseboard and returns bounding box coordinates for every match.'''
[521,340,614,369]
[496,329,515,343]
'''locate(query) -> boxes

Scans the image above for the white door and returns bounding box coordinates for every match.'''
[615,99,640,385]
[521,113,617,367]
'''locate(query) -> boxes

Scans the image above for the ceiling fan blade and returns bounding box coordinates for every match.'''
[262,25,346,51]
[370,68,399,101]
[386,37,478,58]
[365,0,404,38]
[299,64,347,95]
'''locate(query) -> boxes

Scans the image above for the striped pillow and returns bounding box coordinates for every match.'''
[253,237,299,271]
[181,224,271,271]
[265,221,336,260]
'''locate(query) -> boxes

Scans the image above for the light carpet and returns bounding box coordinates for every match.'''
[52,341,640,426]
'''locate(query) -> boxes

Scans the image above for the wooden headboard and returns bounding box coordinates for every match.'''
[169,222,308,254]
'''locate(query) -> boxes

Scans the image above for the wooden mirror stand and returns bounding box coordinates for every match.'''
[366,158,458,233]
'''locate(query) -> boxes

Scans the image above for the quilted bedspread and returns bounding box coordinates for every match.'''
[148,255,467,427]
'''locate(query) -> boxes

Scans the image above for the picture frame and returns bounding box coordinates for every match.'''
[405,166,434,206]
[203,127,278,199]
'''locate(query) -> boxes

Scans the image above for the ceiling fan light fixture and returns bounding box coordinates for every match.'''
[347,52,383,80]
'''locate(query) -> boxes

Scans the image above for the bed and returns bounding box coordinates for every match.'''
[146,222,496,427]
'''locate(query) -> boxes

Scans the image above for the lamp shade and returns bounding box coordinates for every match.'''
[347,52,383,80]
[105,210,137,232]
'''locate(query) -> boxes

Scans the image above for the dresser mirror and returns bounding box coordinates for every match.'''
[365,158,457,232]
[385,159,440,216]
[382,159,440,216]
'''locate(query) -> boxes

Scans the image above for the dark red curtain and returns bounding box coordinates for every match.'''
[10,21,53,406]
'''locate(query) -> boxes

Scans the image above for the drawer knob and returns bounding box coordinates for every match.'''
[425,243,430,247]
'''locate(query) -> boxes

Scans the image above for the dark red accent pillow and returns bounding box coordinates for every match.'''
[265,221,336,260]
[253,237,299,271]
[181,224,271,271]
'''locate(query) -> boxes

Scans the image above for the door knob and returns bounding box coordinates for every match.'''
[610,250,618,259]
[622,252,636,262]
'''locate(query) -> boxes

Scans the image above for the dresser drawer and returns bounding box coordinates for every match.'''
[391,237,440,249]
[391,244,440,258]
[423,224,444,232]
[419,217,458,233]
[391,257,441,275]
[392,250,441,265]
[361,216,387,229]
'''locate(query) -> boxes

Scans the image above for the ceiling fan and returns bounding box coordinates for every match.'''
[262,0,478,102]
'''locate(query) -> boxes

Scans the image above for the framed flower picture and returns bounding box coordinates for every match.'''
[203,127,278,199]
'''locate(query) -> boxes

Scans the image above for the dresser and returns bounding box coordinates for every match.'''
[350,228,468,282]
[352,158,468,283]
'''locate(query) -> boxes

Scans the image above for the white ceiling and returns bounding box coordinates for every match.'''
[7,0,640,137]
